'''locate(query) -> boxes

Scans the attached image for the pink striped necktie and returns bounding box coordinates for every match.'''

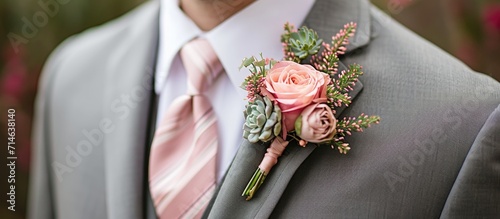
[149,38,223,219]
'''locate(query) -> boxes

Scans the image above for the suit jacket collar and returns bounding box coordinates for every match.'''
[206,0,372,218]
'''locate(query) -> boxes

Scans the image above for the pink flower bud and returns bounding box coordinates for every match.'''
[295,103,337,143]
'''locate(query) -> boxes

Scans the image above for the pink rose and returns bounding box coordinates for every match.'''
[295,103,336,143]
[262,61,330,134]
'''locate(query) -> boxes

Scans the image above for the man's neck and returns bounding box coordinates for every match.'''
[180,0,255,31]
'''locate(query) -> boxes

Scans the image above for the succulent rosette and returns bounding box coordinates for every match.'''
[243,95,282,143]
[286,26,323,59]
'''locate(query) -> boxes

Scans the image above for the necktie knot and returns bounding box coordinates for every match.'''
[180,38,223,95]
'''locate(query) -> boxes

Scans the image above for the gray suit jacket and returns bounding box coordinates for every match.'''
[28,0,500,218]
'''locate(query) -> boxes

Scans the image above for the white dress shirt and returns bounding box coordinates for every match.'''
[156,0,316,182]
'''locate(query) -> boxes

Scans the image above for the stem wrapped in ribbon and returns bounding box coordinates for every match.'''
[242,137,289,200]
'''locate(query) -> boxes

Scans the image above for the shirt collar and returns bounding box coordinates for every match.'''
[156,0,316,97]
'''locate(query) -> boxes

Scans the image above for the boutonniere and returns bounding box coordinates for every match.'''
[240,22,381,200]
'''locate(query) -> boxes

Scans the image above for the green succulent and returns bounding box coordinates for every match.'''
[288,27,323,59]
[243,95,282,143]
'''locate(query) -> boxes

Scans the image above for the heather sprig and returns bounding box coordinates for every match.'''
[335,114,381,138]
[327,88,351,108]
[332,140,351,154]
[282,23,298,62]
[331,22,357,55]
[309,23,356,77]
[334,64,363,93]
[326,64,363,108]
[281,23,296,45]
[310,44,340,76]
[325,113,380,154]
[240,55,276,102]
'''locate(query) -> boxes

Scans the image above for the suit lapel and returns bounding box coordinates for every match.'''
[207,0,372,218]
[101,2,160,219]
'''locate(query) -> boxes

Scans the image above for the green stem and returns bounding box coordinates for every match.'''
[242,168,267,200]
